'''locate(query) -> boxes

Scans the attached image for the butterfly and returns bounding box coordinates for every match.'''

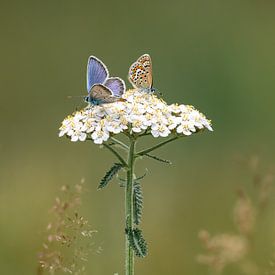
[85,56,126,105]
[128,54,155,93]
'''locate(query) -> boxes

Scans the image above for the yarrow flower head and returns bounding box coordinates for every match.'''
[59,89,213,144]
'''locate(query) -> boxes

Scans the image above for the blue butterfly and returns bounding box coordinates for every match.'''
[85,56,126,105]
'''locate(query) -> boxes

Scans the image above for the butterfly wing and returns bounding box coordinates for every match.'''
[90,84,120,104]
[87,56,109,92]
[137,54,153,84]
[128,54,153,89]
[104,77,126,97]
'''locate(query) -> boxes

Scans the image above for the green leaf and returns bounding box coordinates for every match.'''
[118,178,126,187]
[144,153,172,164]
[126,228,148,257]
[133,181,143,225]
[135,171,147,181]
[98,163,123,190]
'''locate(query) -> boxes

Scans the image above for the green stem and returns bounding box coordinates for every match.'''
[136,136,178,157]
[125,136,136,275]
[110,137,129,150]
[102,143,128,167]
[139,130,150,137]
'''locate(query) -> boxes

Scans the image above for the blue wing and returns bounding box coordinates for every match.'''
[87,56,109,92]
[104,77,126,97]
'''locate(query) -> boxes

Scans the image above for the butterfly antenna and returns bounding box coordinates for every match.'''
[66,95,86,99]
[66,95,88,110]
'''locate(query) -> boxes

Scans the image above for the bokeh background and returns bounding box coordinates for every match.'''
[1,1,275,274]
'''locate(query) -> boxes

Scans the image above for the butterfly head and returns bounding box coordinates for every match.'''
[137,87,155,94]
[84,94,103,106]
[84,95,89,103]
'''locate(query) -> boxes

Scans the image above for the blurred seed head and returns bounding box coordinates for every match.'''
[197,230,248,273]
[198,156,275,275]
[37,178,96,275]
[234,189,256,235]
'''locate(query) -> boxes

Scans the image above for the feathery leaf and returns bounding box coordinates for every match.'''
[118,178,126,187]
[126,228,148,257]
[144,153,172,164]
[135,171,147,181]
[98,163,123,190]
[133,181,143,225]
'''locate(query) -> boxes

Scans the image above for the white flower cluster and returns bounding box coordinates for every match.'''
[59,89,213,144]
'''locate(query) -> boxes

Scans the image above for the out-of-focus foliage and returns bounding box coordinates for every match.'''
[197,156,275,274]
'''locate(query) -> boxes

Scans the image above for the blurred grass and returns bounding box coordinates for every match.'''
[1,0,275,274]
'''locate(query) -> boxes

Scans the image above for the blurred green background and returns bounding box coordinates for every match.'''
[1,0,275,274]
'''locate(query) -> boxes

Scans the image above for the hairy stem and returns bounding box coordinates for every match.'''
[125,136,136,275]
[103,143,128,167]
[136,136,178,157]
[110,137,129,150]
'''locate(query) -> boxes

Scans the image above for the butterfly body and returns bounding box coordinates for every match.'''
[85,95,106,106]
[85,97,103,106]
[128,54,155,93]
[86,56,125,105]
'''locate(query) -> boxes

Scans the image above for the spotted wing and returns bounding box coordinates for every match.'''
[87,56,109,92]
[104,77,126,97]
[90,84,120,103]
[128,54,153,89]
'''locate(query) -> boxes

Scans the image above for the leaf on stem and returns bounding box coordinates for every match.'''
[135,171,147,181]
[118,178,126,187]
[125,228,148,257]
[133,181,143,225]
[98,163,123,190]
[144,153,172,164]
